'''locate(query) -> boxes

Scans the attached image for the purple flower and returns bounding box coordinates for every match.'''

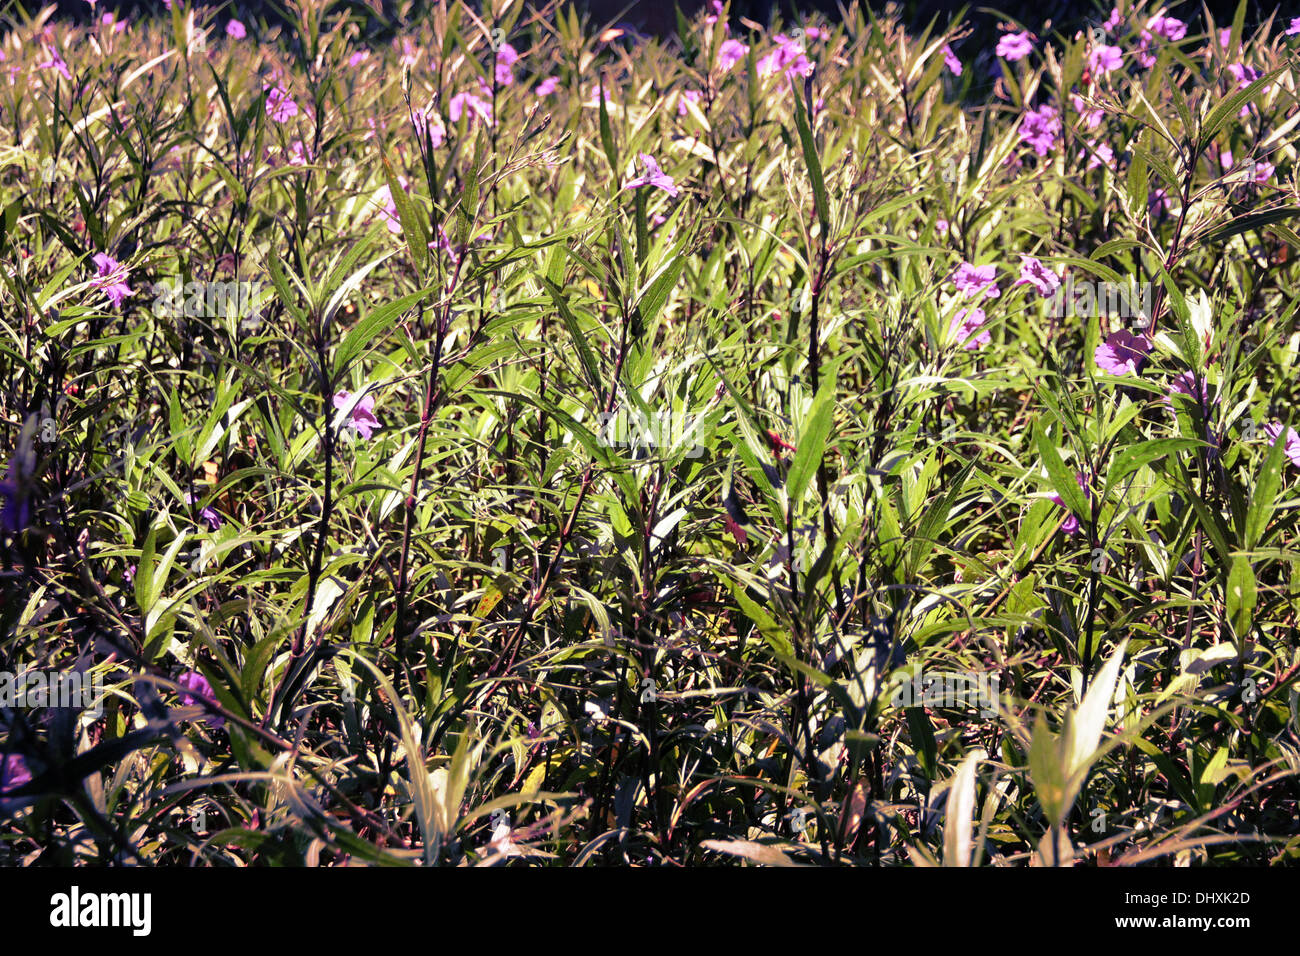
[333,390,381,439]
[678,88,702,116]
[1227,63,1262,89]
[1048,472,1089,535]
[37,49,72,81]
[1219,29,1233,49]
[624,153,679,197]
[757,33,814,80]
[949,307,990,350]
[449,91,493,126]
[1088,44,1123,75]
[1014,255,1061,298]
[1103,7,1122,32]
[1019,104,1061,156]
[1264,423,1300,468]
[185,491,223,530]
[1149,187,1172,218]
[1083,141,1114,171]
[936,218,949,235]
[535,75,559,97]
[1250,161,1275,183]
[1148,15,1187,41]
[951,262,1000,300]
[226,19,246,39]
[1168,371,1216,406]
[0,448,32,534]
[718,38,748,72]
[942,44,962,76]
[177,671,225,729]
[1095,330,1151,376]
[495,42,519,86]
[91,253,134,306]
[1135,34,1157,70]
[995,31,1034,62]
[265,85,299,123]
[1287,18,1300,37]
[1070,93,1103,130]
[0,753,31,794]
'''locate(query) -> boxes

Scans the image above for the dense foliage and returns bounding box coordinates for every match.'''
[2,0,1300,866]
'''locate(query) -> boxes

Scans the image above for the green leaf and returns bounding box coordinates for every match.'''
[790,81,830,234]
[333,286,435,376]
[1226,555,1256,640]
[1246,418,1287,549]
[1036,424,1086,521]
[786,373,835,507]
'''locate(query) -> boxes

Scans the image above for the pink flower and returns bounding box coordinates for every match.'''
[372,178,410,234]
[177,671,225,729]
[495,42,519,86]
[535,75,559,97]
[226,19,246,39]
[1219,149,1234,170]
[101,12,126,33]
[1134,34,1157,70]
[37,49,72,81]
[286,139,315,166]
[1250,161,1274,183]
[951,262,1000,299]
[1,753,32,795]
[1070,93,1103,130]
[91,253,133,306]
[449,91,493,126]
[348,50,370,67]
[185,491,223,530]
[1287,18,1300,37]
[995,31,1034,62]
[413,105,446,148]
[265,85,299,123]
[1103,7,1122,32]
[677,88,703,117]
[704,0,725,28]
[1088,44,1123,75]
[1014,255,1061,297]
[1094,330,1151,376]
[1227,62,1262,88]
[936,219,949,235]
[1019,104,1061,156]
[942,44,962,76]
[334,390,381,440]
[624,153,678,197]
[1147,16,1186,41]
[1149,187,1172,218]
[1219,28,1232,49]
[949,307,990,350]
[1168,371,1215,405]
[757,33,814,79]
[1084,141,1114,171]
[1265,423,1300,467]
[718,38,748,72]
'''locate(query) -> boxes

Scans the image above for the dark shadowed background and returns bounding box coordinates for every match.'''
[7,0,1277,41]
